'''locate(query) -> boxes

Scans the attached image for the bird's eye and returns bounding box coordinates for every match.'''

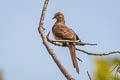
[55,15,59,17]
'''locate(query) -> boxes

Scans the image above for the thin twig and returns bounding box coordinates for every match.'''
[48,35,120,56]
[49,39,81,43]
[38,0,75,80]
[47,37,97,46]
[116,66,120,79]
[87,71,92,80]
[47,36,120,56]
[76,57,83,62]
[111,64,119,72]
[76,48,120,56]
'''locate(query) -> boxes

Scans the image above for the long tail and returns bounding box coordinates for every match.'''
[68,43,79,74]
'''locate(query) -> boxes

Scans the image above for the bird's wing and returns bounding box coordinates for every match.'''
[52,23,76,40]
[70,29,81,41]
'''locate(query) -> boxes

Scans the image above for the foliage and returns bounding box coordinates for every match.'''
[94,58,120,80]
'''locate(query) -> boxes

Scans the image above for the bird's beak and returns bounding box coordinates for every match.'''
[52,16,55,19]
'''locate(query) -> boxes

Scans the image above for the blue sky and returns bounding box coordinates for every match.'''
[0,0,120,80]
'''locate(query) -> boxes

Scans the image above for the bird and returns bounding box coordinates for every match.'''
[52,12,80,74]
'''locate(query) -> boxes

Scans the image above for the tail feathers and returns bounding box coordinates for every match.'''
[68,43,79,74]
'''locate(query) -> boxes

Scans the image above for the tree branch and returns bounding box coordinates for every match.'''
[48,39,97,46]
[87,71,92,80]
[38,0,75,80]
[47,34,120,56]
[76,48,120,56]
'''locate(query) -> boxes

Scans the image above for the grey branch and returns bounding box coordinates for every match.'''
[111,64,119,72]
[47,34,120,56]
[38,0,75,80]
[48,39,97,46]
[87,71,92,80]
[76,48,120,56]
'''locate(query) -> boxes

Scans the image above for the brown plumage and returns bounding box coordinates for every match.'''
[52,12,80,74]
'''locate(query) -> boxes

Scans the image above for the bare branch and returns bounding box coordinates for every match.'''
[49,39,81,43]
[76,57,83,62]
[76,48,120,56]
[111,64,119,72]
[115,66,120,78]
[47,34,120,56]
[48,39,97,45]
[87,71,92,80]
[47,34,97,46]
[38,0,75,80]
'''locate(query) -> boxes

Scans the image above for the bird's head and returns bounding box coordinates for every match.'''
[53,12,65,22]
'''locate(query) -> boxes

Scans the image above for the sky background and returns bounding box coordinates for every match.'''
[0,0,120,80]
